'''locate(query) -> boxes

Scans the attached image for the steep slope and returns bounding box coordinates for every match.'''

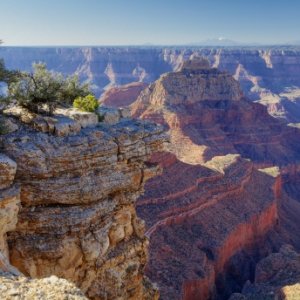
[131,57,300,299]
[0,109,168,299]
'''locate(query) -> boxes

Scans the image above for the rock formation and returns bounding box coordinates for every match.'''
[0,153,21,276]
[2,46,300,122]
[0,108,168,299]
[130,57,300,299]
[0,272,88,300]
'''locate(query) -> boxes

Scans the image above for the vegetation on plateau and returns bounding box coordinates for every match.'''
[8,63,92,115]
[73,94,99,112]
[1,39,99,134]
[0,39,19,134]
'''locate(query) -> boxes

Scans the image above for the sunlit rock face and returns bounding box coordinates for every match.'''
[130,57,300,299]
[0,153,20,276]
[0,272,88,300]
[0,110,168,300]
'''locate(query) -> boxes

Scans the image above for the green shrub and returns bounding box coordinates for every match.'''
[8,63,92,115]
[8,64,63,115]
[60,75,90,105]
[0,117,8,135]
[73,94,99,112]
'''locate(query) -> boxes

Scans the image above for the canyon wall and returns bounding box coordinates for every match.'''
[0,108,167,299]
[2,46,300,122]
[130,57,300,299]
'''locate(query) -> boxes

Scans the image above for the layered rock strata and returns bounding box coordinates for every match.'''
[0,154,20,275]
[0,109,167,299]
[138,153,280,300]
[131,58,300,299]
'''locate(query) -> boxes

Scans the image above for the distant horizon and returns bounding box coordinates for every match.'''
[1,43,300,48]
[1,0,300,46]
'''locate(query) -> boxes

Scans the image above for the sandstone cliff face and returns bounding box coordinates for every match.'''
[2,46,300,122]
[0,109,167,299]
[0,272,88,300]
[0,154,20,274]
[130,58,300,299]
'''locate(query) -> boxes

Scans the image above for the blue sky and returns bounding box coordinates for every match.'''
[0,0,299,46]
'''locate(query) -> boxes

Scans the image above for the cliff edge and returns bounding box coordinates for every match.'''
[0,107,168,299]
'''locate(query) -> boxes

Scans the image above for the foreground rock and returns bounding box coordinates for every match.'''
[0,153,20,276]
[0,154,17,190]
[0,111,167,299]
[131,57,300,299]
[0,272,88,300]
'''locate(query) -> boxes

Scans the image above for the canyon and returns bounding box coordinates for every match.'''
[2,46,300,122]
[1,50,300,300]
[129,57,300,299]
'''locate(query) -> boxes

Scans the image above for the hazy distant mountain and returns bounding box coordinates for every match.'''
[187,38,243,46]
[286,40,300,45]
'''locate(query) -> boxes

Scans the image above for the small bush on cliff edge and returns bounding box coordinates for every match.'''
[0,117,7,135]
[60,75,90,105]
[1,57,19,134]
[8,63,91,115]
[73,94,99,112]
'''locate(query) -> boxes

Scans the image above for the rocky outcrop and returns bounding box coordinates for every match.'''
[0,109,167,299]
[0,272,88,300]
[0,154,20,275]
[131,57,300,299]
[131,58,300,165]
[0,154,17,190]
[2,46,300,122]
